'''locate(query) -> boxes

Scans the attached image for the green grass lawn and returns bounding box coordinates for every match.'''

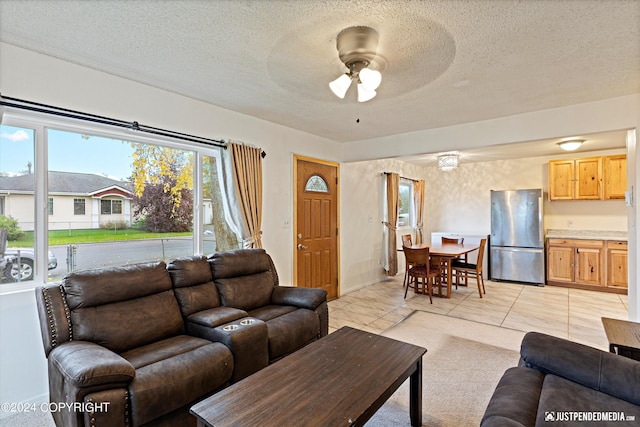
[11,229,192,247]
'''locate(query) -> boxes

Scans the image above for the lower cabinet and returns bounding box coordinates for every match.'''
[547,245,576,283]
[547,238,626,293]
[606,241,628,289]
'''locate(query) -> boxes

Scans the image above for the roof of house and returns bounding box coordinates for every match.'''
[0,171,133,196]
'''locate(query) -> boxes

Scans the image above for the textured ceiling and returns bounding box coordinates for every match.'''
[0,0,639,154]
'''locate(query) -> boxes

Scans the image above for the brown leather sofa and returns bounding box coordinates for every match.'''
[481,332,640,427]
[36,248,328,427]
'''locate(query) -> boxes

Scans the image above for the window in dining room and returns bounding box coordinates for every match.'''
[397,179,414,228]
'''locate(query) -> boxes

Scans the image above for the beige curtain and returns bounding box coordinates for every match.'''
[220,142,263,248]
[413,179,425,245]
[384,173,400,276]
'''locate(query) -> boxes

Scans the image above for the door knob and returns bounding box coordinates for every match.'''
[297,244,308,250]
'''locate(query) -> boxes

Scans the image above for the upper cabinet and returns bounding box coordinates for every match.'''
[548,155,626,201]
[603,154,627,200]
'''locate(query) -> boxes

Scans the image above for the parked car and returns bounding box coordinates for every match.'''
[1,248,57,283]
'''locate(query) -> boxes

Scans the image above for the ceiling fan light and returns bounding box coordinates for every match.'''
[329,74,352,99]
[359,67,382,91]
[356,84,376,102]
[557,139,584,151]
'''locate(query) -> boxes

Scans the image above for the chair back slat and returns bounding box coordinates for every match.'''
[442,236,464,244]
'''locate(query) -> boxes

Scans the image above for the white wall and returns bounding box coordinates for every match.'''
[340,159,427,294]
[0,43,341,409]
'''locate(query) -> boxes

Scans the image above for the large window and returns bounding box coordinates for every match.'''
[0,115,237,290]
[0,124,36,285]
[397,179,414,228]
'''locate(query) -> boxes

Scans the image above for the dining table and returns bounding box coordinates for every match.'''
[404,242,480,298]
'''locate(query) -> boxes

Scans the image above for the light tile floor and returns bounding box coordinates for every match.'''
[328,276,629,350]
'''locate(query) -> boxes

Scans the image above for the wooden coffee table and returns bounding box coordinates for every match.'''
[191,326,427,426]
[602,317,640,361]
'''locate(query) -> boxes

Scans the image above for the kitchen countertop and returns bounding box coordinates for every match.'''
[546,229,627,241]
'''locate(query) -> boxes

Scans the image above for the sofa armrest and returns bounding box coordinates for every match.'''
[271,286,327,310]
[50,341,135,388]
[520,332,640,405]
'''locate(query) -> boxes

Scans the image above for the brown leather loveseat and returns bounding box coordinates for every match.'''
[36,248,328,427]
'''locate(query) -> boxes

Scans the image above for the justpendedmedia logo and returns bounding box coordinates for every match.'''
[544,411,636,423]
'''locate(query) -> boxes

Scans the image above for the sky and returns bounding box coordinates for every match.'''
[1,125,135,180]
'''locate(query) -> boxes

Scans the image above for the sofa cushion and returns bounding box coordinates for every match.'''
[173,283,221,318]
[168,256,221,317]
[167,256,212,288]
[64,261,185,353]
[481,367,544,427]
[71,290,184,354]
[209,248,272,279]
[64,261,172,308]
[264,308,319,360]
[125,336,233,426]
[535,374,640,426]
[215,271,274,311]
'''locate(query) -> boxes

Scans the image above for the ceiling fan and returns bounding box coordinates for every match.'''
[329,26,382,102]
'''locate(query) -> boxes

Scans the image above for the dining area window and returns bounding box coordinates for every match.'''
[397,179,414,228]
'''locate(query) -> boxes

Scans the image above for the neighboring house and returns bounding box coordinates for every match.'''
[0,171,133,231]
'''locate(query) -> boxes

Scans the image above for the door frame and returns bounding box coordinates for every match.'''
[292,154,340,296]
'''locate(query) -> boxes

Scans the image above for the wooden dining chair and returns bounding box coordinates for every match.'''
[401,234,413,286]
[451,238,487,298]
[402,246,441,303]
[441,236,465,288]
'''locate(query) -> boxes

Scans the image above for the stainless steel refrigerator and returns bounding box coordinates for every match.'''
[490,189,545,285]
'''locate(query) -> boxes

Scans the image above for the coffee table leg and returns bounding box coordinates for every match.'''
[409,357,423,427]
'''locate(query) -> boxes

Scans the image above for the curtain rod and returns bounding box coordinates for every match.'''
[382,172,419,182]
[0,94,267,158]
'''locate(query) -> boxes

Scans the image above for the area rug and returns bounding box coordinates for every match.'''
[365,311,526,427]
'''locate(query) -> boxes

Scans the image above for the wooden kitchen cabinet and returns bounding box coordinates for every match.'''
[575,158,602,199]
[606,241,628,289]
[547,238,626,294]
[548,157,602,200]
[548,160,574,200]
[603,155,627,200]
[547,244,574,282]
[575,243,603,286]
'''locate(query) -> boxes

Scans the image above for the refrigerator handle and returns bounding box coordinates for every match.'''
[538,194,544,245]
